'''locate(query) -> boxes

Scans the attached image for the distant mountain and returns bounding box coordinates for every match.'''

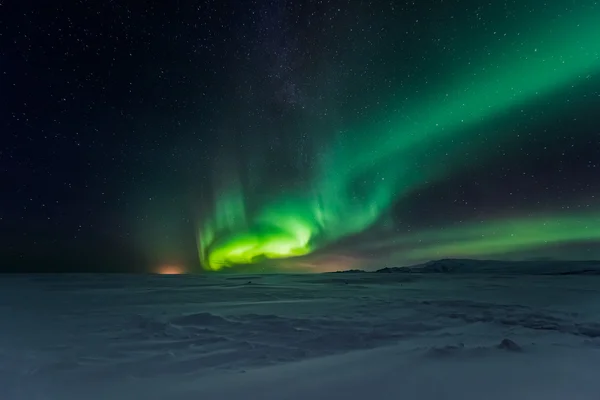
[332,269,367,274]
[373,258,600,275]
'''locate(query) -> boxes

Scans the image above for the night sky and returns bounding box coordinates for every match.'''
[2,0,599,273]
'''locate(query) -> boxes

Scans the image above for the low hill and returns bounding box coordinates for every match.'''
[374,258,600,275]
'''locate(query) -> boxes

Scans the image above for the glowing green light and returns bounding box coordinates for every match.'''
[198,3,600,271]
[404,212,600,261]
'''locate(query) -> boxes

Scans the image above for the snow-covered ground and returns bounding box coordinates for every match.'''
[2,270,600,399]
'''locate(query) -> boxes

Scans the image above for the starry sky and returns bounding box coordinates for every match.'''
[2,0,599,273]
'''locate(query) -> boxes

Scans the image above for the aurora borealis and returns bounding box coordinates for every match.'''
[4,0,600,273]
[197,0,600,271]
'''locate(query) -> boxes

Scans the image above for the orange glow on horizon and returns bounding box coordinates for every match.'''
[157,265,186,275]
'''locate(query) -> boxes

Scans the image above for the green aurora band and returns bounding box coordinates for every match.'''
[408,212,600,260]
[347,210,600,263]
[198,4,600,271]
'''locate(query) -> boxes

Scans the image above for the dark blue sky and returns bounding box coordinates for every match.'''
[2,0,599,272]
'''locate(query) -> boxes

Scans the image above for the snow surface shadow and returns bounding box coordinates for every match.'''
[2,272,600,396]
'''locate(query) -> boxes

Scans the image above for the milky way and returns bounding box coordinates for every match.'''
[198,1,600,271]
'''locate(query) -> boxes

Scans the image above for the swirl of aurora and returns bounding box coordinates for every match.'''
[197,2,600,271]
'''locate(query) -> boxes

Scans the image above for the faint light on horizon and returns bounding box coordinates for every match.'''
[157,265,186,275]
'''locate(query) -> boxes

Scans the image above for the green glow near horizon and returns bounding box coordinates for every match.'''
[357,210,600,262]
[410,213,600,260]
[198,4,600,271]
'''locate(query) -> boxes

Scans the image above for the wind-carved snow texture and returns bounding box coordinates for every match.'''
[2,268,600,399]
